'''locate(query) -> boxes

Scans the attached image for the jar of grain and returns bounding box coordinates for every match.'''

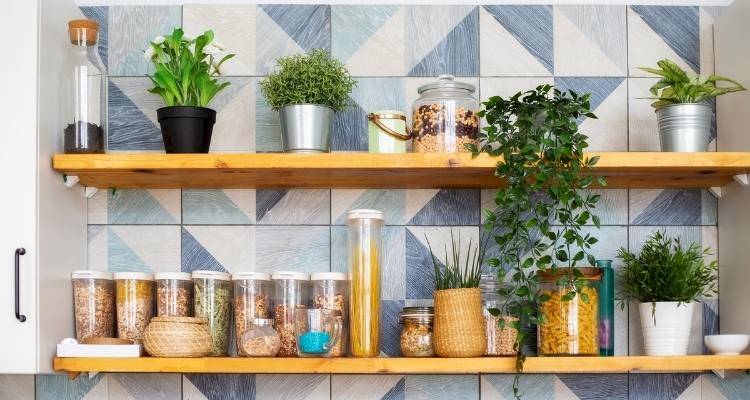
[240,318,281,357]
[155,272,193,317]
[398,307,434,357]
[232,272,272,356]
[311,272,349,357]
[114,272,154,344]
[192,270,233,356]
[411,74,478,153]
[480,274,518,356]
[272,271,310,357]
[71,270,115,342]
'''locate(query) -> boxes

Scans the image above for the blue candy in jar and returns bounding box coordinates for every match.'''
[299,331,331,354]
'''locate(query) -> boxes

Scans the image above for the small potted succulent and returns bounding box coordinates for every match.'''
[617,231,718,356]
[259,49,356,153]
[144,28,234,153]
[641,59,745,152]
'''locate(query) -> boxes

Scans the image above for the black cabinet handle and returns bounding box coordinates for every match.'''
[14,248,26,322]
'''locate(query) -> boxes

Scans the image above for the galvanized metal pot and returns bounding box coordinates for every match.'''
[656,103,713,152]
[279,104,334,153]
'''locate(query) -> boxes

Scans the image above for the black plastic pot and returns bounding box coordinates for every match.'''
[157,106,216,153]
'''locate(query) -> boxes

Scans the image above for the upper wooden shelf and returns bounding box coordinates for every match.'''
[51,152,750,189]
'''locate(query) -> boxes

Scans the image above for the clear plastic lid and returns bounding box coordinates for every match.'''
[271,271,310,281]
[113,271,154,281]
[71,270,113,280]
[191,270,231,281]
[232,271,272,281]
[154,272,192,281]
[345,209,384,221]
[310,272,348,281]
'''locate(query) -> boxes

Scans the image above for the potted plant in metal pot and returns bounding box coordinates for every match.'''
[144,28,234,153]
[260,49,356,153]
[617,231,718,356]
[641,59,745,152]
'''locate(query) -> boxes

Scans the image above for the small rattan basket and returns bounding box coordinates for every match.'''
[143,316,212,358]
[433,287,486,357]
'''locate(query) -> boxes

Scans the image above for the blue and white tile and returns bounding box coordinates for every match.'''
[480,5,553,77]
[479,77,555,104]
[481,374,557,399]
[208,77,255,152]
[405,375,478,400]
[703,298,719,353]
[629,189,717,226]
[80,6,109,71]
[332,5,404,76]
[628,77,661,151]
[702,373,750,400]
[108,6,181,76]
[254,226,330,273]
[255,374,329,400]
[331,375,404,400]
[256,189,329,225]
[108,78,163,151]
[87,189,180,225]
[36,374,107,400]
[255,83,282,152]
[700,7,716,76]
[183,5,256,76]
[181,226,254,274]
[331,189,408,225]
[628,6,700,76]
[629,374,702,400]
[88,225,180,273]
[183,374,255,400]
[406,6,479,77]
[556,374,629,400]
[183,189,255,225]
[380,299,405,357]
[0,375,34,400]
[554,5,626,77]
[108,374,181,400]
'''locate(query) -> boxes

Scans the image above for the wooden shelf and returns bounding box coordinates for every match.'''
[54,355,750,376]
[51,152,750,189]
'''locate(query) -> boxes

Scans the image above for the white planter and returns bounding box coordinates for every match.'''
[639,302,694,356]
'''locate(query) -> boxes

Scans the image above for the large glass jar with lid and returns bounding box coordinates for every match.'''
[64,19,106,154]
[411,74,478,153]
[480,274,518,356]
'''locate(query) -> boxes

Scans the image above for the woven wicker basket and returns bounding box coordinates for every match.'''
[143,316,212,358]
[433,287,486,357]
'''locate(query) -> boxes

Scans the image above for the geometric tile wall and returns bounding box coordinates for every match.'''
[4,3,749,400]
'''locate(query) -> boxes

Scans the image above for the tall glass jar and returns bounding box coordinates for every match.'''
[412,74,478,153]
[538,267,602,356]
[71,270,115,342]
[64,19,106,154]
[114,272,154,344]
[480,274,518,356]
[192,270,232,356]
[346,209,384,357]
[311,272,349,357]
[272,271,310,357]
[233,272,272,356]
[155,272,193,317]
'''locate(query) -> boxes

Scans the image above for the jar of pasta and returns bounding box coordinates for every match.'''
[114,272,154,344]
[192,270,233,356]
[233,272,272,356]
[272,271,310,357]
[537,267,602,356]
[72,270,115,342]
[311,272,349,357]
[155,272,193,317]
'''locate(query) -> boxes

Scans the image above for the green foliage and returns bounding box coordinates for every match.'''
[259,49,356,112]
[428,231,488,290]
[640,59,745,110]
[470,85,603,399]
[145,28,234,108]
[616,231,718,307]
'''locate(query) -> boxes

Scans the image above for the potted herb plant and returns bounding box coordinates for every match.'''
[259,49,356,153]
[617,231,718,356]
[144,28,234,153]
[641,58,745,152]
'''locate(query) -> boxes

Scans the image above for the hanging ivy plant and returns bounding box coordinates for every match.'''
[468,85,606,399]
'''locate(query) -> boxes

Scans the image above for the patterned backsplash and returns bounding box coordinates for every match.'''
[4,3,749,400]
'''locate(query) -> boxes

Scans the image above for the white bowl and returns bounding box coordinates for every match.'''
[704,335,750,355]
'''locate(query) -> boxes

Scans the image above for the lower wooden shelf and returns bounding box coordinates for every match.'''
[53,355,750,376]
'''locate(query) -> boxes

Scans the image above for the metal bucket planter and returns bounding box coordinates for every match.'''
[656,103,713,152]
[279,104,334,153]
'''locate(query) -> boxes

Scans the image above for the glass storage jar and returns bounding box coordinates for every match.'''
[398,307,434,357]
[240,318,281,357]
[155,272,193,317]
[480,274,518,356]
[295,308,342,357]
[272,271,310,357]
[72,270,115,342]
[233,272,272,356]
[367,110,410,153]
[114,272,154,344]
[64,19,106,154]
[311,272,349,357]
[411,74,478,153]
[538,267,602,356]
[192,270,232,356]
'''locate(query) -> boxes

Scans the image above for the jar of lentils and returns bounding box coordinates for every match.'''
[398,307,434,357]
[155,272,193,317]
[311,272,349,357]
[71,270,115,342]
[411,74,478,153]
[232,272,272,356]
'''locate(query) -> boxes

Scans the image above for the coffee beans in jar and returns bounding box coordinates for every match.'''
[114,272,154,344]
[72,270,115,342]
[232,272,272,356]
[155,272,193,317]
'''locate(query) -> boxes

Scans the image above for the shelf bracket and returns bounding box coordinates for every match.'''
[84,187,99,199]
[63,175,79,188]
[709,187,722,198]
[713,369,726,379]
[734,173,750,186]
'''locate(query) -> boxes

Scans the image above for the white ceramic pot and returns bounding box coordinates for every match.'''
[639,301,694,356]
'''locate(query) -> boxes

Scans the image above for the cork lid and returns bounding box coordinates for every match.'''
[68,19,99,46]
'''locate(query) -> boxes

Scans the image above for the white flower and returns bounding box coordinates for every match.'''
[152,35,165,45]
[211,40,226,51]
[182,33,196,42]
[143,46,155,61]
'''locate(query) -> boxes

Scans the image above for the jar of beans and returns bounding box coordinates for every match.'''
[155,272,193,317]
[272,271,310,357]
[192,270,233,357]
[232,272,272,356]
[71,270,115,342]
[114,272,154,344]
[480,274,518,356]
[411,74,478,153]
[398,307,434,357]
[311,272,349,357]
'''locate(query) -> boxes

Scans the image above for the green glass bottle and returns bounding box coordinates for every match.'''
[596,259,614,356]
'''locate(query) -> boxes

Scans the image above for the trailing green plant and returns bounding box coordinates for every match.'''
[144,28,234,108]
[259,49,356,112]
[470,85,604,399]
[640,58,745,110]
[428,230,488,290]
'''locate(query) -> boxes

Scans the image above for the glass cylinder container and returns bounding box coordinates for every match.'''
[114,272,154,344]
[240,318,281,357]
[480,274,518,356]
[155,272,193,317]
[596,260,615,356]
[398,307,434,357]
[311,272,349,357]
[346,209,384,357]
[367,110,410,153]
[233,272,272,356]
[295,308,342,357]
[192,270,232,356]
[538,267,602,356]
[71,270,115,342]
[64,19,106,154]
[411,74,478,153]
[272,271,310,357]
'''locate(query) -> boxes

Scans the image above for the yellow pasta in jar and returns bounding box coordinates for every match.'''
[538,277,600,356]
